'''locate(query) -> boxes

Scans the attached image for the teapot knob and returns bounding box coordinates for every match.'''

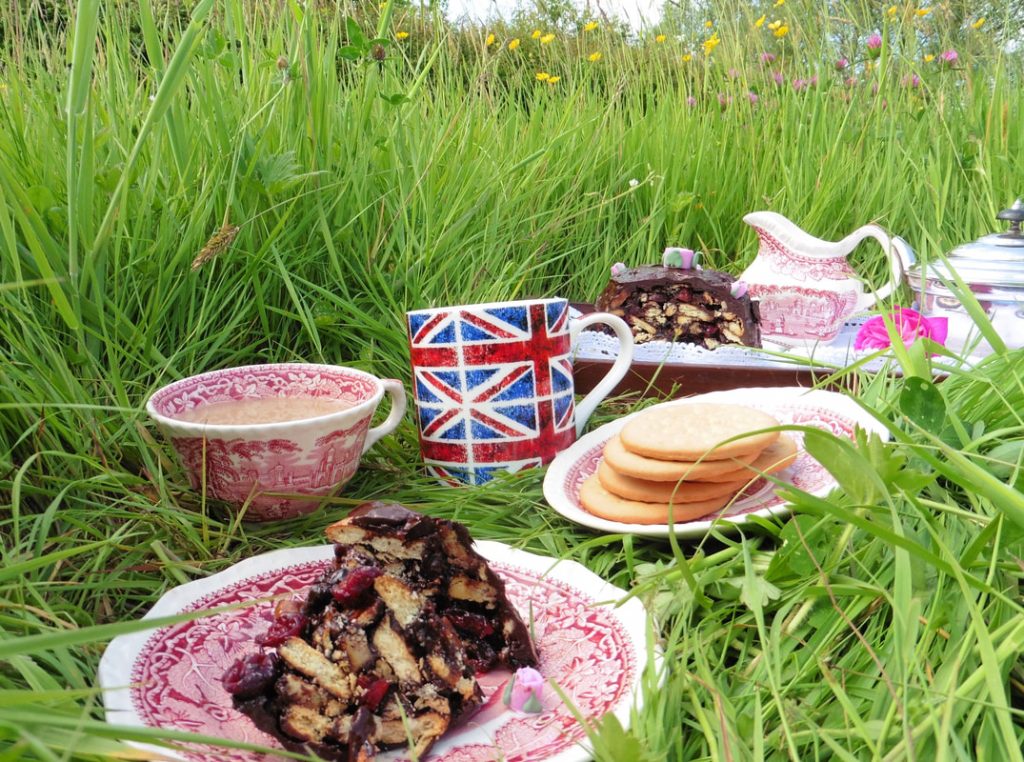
[996,198,1024,236]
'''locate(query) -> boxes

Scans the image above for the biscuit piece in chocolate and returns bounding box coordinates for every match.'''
[224,502,538,762]
[596,265,761,348]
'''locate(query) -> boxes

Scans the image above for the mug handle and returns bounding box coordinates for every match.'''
[362,379,407,454]
[570,312,634,437]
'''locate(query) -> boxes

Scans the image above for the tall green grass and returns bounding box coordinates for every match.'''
[1,0,1022,759]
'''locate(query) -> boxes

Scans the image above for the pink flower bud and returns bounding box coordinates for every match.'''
[939,49,959,67]
[503,667,545,713]
[835,57,849,71]
[686,95,697,107]
[747,91,759,105]
[760,52,776,65]
[867,33,882,58]
[772,70,785,85]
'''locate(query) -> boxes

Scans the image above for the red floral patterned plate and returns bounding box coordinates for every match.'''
[544,386,889,538]
[99,541,650,762]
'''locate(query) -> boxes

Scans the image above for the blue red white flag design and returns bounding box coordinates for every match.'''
[408,301,576,485]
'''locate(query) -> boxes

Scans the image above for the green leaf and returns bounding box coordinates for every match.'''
[338,46,362,61]
[775,515,835,577]
[589,713,655,762]
[740,567,781,612]
[346,17,368,51]
[802,428,886,505]
[982,440,1024,484]
[899,376,947,432]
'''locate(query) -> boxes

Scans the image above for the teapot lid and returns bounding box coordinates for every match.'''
[923,199,1024,288]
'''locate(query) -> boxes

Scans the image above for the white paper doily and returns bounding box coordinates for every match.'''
[571,310,979,374]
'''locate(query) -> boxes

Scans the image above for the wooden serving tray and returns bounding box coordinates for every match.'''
[570,303,850,397]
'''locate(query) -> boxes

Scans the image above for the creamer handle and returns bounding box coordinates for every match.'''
[855,225,916,311]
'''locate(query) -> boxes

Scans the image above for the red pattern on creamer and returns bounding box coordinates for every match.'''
[564,405,853,525]
[129,561,636,762]
[756,229,856,282]
[748,284,859,342]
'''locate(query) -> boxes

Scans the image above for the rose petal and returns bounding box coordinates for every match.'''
[923,316,948,346]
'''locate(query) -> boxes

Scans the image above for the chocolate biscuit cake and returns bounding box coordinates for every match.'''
[596,248,761,348]
[223,502,538,761]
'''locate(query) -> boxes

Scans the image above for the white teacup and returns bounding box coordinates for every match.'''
[146,363,406,521]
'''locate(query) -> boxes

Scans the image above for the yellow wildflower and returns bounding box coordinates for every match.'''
[755,14,766,27]
[702,33,720,55]
[774,0,784,6]
[924,53,935,62]
[915,7,930,17]
[531,29,541,39]
[704,20,713,28]
[655,34,667,43]
[396,31,409,40]
[972,17,985,29]
[887,5,898,17]
[767,19,781,30]
[584,21,599,31]
[548,75,561,84]
[540,33,555,44]
[681,53,692,62]
[486,33,495,46]
[774,24,789,38]
[508,38,520,50]
[536,72,550,81]
[588,51,602,62]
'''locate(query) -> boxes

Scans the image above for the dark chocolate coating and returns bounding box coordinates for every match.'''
[601,265,739,290]
[596,265,761,348]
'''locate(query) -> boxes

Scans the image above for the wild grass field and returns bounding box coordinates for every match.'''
[1,0,1023,759]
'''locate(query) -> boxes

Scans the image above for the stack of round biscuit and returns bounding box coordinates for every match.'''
[579,403,798,524]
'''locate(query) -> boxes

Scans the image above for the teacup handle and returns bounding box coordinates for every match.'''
[570,313,634,437]
[362,379,407,454]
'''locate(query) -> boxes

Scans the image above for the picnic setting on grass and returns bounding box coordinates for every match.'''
[3,1,1024,760]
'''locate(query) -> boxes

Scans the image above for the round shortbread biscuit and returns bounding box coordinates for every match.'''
[603,435,759,482]
[620,403,781,461]
[579,475,735,525]
[597,460,747,504]
[698,434,799,483]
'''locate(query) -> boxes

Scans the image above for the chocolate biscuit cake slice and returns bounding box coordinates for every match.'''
[224,502,538,761]
[596,248,761,348]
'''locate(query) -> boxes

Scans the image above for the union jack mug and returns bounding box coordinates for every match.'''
[406,298,633,486]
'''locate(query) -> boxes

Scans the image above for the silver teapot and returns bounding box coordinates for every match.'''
[898,200,1024,356]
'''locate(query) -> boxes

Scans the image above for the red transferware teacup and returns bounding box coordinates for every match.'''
[146,363,406,521]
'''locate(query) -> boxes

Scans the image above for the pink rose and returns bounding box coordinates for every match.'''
[854,308,948,351]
